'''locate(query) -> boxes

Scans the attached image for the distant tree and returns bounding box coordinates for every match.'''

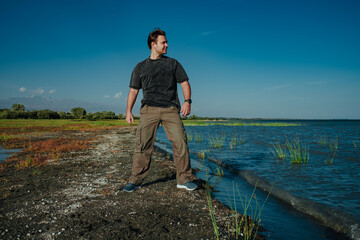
[118,113,125,119]
[85,112,95,121]
[11,103,25,112]
[101,111,116,119]
[57,111,71,119]
[0,109,10,119]
[187,115,198,120]
[71,107,86,119]
[37,110,60,119]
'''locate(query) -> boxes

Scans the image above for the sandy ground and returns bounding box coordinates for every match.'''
[0,126,261,240]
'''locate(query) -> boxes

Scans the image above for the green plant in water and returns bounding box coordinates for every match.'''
[197,150,208,160]
[195,132,202,142]
[187,132,193,142]
[225,181,273,240]
[270,141,286,160]
[209,134,226,148]
[314,134,327,145]
[212,164,224,183]
[285,137,310,164]
[325,136,338,165]
[329,136,338,153]
[206,180,219,240]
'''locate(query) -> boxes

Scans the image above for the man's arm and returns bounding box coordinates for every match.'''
[180,81,191,117]
[126,88,139,124]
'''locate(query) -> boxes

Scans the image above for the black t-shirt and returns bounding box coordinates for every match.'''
[129,56,189,110]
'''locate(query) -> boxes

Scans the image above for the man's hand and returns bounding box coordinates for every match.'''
[181,102,191,117]
[125,88,139,124]
[126,112,135,124]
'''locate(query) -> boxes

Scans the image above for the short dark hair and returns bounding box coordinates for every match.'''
[147,28,166,49]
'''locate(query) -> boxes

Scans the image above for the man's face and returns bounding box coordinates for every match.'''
[152,35,168,55]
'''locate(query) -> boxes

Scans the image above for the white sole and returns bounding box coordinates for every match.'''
[176,184,196,191]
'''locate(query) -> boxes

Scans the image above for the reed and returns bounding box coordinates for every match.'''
[197,150,207,160]
[270,142,286,160]
[230,133,246,147]
[206,180,220,240]
[209,134,226,148]
[325,137,338,165]
[354,141,359,149]
[225,181,272,240]
[195,132,202,142]
[285,137,310,164]
[329,136,338,153]
[314,134,328,145]
[187,132,193,142]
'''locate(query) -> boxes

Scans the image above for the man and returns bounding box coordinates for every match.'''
[122,29,197,192]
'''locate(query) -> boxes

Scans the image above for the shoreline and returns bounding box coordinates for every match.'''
[0,126,263,239]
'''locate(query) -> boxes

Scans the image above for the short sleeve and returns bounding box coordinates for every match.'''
[175,60,189,83]
[129,65,141,89]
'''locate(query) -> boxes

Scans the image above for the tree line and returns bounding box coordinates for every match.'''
[0,104,126,120]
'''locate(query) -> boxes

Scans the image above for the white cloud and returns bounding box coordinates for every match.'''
[34,88,45,95]
[19,87,27,92]
[114,91,122,99]
[104,95,110,99]
[49,89,56,94]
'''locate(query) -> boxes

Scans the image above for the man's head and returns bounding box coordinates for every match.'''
[148,29,168,55]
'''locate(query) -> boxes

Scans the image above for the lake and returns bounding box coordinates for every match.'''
[155,120,360,240]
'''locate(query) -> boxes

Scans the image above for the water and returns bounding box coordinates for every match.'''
[154,120,360,240]
[0,148,22,162]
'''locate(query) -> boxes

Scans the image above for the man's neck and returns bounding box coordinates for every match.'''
[150,51,163,60]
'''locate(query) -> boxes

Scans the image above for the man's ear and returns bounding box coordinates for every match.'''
[151,41,156,49]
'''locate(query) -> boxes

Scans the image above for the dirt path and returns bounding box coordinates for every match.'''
[0,127,238,240]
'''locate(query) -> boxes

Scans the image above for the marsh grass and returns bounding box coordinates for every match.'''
[314,134,328,145]
[229,133,246,150]
[195,132,202,142]
[270,142,286,160]
[325,137,338,165]
[329,136,338,153]
[285,138,310,164]
[206,180,220,239]
[183,120,302,127]
[209,134,226,148]
[197,150,208,160]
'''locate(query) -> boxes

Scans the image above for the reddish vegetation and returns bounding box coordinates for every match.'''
[0,125,101,171]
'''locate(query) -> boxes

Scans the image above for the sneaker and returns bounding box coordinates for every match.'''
[177,181,198,191]
[122,183,141,192]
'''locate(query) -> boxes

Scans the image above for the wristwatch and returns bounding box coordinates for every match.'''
[185,99,192,104]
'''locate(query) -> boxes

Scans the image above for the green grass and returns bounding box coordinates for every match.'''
[285,137,310,164]
[224,181,272,240]
[314,134,328,145]
[270,142,286,160]
[206,180,220,240]
[182,120,302,127]
[208,134,226,148]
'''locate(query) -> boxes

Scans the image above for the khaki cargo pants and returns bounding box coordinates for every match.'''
[129,105,192,185]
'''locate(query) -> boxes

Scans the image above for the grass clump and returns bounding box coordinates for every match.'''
[206,181,220,240]
[209,134,226,148]
[285,138,310,164]
[270,142,286,160]
[314,134,328,145]
[197,150,207,160]
[325,136,338,165]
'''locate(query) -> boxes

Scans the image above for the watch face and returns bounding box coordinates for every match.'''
[186,99,192,104]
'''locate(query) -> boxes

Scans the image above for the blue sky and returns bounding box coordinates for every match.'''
[1,0,359,119]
